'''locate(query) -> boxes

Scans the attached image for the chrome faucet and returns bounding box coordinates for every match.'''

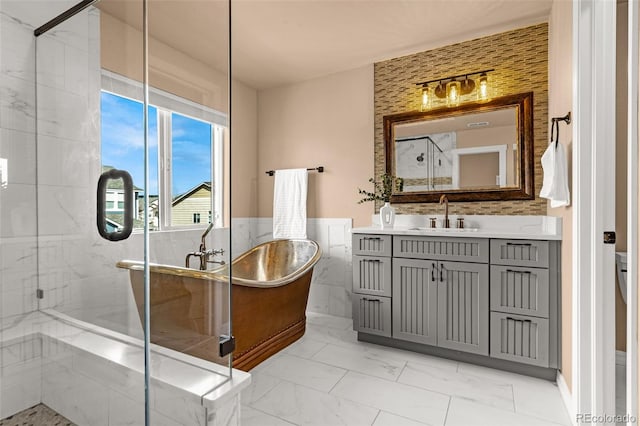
[439,194,450,228]
[185,223,226,270]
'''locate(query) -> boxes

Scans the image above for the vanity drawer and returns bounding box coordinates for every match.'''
[490,265,549,318]
[490,239,549,268]
[490,312,549,368]
[393,235,489,263]
[353,255,392,296]
[352,295,392,337]
[353,234,392,257]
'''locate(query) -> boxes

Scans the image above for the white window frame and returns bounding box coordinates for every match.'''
[100,70,227,231]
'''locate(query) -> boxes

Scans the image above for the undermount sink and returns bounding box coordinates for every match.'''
[408,227,479,232]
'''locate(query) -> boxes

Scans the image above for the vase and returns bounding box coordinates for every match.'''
[379,202,395,229]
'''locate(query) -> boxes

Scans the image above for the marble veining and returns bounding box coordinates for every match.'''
[241,312,572,426]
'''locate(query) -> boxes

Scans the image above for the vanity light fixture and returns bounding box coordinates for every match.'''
[415,69,494,109]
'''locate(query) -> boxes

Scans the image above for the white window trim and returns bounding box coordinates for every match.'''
[101,69,227,230]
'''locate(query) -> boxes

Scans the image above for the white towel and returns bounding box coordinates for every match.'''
[273,168,308,239]
[540,142,570,207]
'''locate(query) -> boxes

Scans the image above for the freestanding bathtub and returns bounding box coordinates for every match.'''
[116,239,321,371]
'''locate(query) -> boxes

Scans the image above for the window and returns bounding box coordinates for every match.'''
[100,72,226,231]
[168,112,212,227]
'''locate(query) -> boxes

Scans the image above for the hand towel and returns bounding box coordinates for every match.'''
[540,143,570,207]
[273,168,308,239]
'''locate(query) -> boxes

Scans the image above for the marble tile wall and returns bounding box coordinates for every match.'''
[0,1,40,324]
[232,217,354,318]
[0,2,43,418]
[0,335,42,419]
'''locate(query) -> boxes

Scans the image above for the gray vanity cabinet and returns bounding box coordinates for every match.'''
[352,232,560,377]
[437,261,489,355]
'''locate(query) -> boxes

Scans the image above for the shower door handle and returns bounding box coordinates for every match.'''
[97,168,134,241]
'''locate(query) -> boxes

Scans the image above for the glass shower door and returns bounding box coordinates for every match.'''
[0,0,232,424]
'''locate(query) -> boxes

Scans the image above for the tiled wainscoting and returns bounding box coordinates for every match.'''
[232,218,353,318]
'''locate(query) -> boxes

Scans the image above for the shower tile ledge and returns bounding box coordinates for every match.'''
[0,310,251,412]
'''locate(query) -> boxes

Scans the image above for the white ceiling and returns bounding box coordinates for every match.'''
[99,0,553,90]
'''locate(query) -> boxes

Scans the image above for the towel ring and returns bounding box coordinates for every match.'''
[551,112,571,149]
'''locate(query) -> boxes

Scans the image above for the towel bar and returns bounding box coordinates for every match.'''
[265,166,324,176]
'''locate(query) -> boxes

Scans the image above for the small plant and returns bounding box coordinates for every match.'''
[358,173,404,204]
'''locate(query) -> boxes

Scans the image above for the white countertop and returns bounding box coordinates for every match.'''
[353,215,562,241]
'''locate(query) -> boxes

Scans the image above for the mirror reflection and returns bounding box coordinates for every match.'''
[385,92,534,203]
[394,107,519,192]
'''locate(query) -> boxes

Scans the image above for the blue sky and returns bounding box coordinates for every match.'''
[101,92,212,196]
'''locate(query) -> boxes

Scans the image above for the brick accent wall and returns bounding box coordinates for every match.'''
[374,23,549,215]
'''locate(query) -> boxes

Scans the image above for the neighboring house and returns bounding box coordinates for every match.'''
[171,182,212,226]
[102,165,142,227]
[137,195,159,230]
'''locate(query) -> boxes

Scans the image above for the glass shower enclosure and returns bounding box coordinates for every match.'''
[0,0,232,423]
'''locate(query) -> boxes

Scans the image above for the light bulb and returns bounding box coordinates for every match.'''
[446,80,461,107]
[477,73,490,100]
[420,86,432,111]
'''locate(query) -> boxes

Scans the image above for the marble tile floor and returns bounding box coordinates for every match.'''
[0,404,75,426]
[241,312,572,426]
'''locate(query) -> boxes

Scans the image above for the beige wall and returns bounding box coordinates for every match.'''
[232,80,259,218]
[548,0,573,391]
[616,0,629,352]
[256,66,374,227]
[100,12,258,219]
[457,125,517,187]
[459,153,500,188]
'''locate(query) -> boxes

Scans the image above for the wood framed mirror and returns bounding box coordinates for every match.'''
[384,92,534,203]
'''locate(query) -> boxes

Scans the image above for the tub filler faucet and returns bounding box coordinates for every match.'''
[185,223,226,270]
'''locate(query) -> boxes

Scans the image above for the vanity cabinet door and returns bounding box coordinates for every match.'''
[353,256,392,297]
[490,239,549,268]
[392,258,438,345]
[353,295,392,337]
[490,265,549,318]
[353,234,392,257]
[436,261,489,355]
[490,312,549,367]
[394,236,489,263]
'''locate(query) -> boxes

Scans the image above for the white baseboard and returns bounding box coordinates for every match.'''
[617,350,627,366]
[557,371,576,426]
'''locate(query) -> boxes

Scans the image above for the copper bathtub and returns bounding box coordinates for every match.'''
[117,239,321,371]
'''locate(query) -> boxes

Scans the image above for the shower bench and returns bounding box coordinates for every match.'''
[0,309,250,425]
